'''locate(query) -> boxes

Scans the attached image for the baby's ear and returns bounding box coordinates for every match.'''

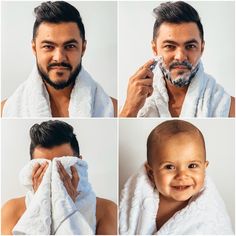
[145,163,155,185]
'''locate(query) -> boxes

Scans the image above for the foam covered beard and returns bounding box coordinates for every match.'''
[157,57,200,87]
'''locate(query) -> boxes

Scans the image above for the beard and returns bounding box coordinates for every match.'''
[159,59,200,88]
[37,61,82,90]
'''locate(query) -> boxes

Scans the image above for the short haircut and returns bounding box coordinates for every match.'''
[33,1,85,41]
[147,120,206,166]
[30,120,80,159]
[152,1,204,41]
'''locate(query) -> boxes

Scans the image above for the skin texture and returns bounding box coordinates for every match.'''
[1,144,117,235]
[145,132,208,230]
[1,22,117,117]
[120,22,235,117]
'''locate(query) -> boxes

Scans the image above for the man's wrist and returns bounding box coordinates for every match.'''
[119,104,139,117]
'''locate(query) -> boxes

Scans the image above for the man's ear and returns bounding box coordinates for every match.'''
[145,162,155,186]
[205,160,209,168]
[81,40,87,57]
[32,39,36,56]
[201,40,205,54]
[151,40,158,56]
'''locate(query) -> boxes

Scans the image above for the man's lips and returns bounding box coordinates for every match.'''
[171,66,189,70]
[49,66,70,70]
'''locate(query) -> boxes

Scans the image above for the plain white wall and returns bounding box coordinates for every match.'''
[119,118,235,228]
[1,118,118,205]
[119,1,235,106]
[1,1,117,99]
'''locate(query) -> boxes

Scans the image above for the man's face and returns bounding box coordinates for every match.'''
[32,143,74,160]
[152,22,204,87]
[32,22,86,90]
[147,132,208,202]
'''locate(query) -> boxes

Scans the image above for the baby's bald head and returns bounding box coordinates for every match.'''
[147,120,206,166]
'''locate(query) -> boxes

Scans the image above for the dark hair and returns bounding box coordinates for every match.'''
[147,120,206,166]
[153,1,204,41]
[30,120,80,159]
[33,1,85,41]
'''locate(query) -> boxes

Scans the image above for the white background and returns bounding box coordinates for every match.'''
[1,119,118,205]
[1,1,117,99]
[119,1,235,107]
[119,118,235,228]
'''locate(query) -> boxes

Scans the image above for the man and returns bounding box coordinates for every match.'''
[1,120,117,234]
[120,1,235,117]
[1,1,117,117]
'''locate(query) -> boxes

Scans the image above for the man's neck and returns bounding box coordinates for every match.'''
[156,194,188,231]
[165,79,188,117]
[45,83,74,117]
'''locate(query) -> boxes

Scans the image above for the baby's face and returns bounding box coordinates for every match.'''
[150,132,208,202]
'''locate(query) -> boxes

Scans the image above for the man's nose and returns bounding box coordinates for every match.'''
[174,47,188,62]
[52,48,67,63]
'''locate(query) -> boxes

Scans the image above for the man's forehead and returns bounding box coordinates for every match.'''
[35,22,82,43]
[155,22,202,43]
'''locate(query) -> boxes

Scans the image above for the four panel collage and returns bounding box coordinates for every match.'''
[1,1,235,235]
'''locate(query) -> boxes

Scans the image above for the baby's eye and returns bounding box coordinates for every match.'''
[164,164,175,170]
[188,163,198,168]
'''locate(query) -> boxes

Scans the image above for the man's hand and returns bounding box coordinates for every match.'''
[119,59,155,117]
[57,161,79,202]
[32,162,49,192]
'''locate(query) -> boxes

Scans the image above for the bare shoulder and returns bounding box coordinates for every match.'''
[1,197,26,235]
[110,97,117,117]
[229,96,235,117]
[1,99,7,116]
[96,197,117,235]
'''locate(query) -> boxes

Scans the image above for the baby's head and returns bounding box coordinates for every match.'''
[146,120,208,202]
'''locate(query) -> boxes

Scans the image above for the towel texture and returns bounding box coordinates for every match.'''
[119,164,233,235]
[137,61,231,117]
[2,66,114,117]
[13,157,96,235]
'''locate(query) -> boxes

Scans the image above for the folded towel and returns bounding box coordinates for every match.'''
[119,164,233,235]
[13,157,96,235]
[2,66,114,117]
[137,61,231,117]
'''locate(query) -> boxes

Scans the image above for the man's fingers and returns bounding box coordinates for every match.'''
[32,163,41,177]
[71,166,79,187]
[33,162,47,179]
[38,162,48,182]
[140,59,156,69]
[57,161,71,182]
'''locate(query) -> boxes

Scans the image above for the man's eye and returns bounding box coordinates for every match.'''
[65,44,76,49]
[43,45,54,50]
[164,45,175,50]
[186,44,197,49]
[164,164,175,170]
[188,163,198,168]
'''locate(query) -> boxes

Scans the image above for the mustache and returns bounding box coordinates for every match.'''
[169,61,192,70]
[47,62,72,70]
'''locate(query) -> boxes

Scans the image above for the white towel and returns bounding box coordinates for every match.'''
[119,164,233,235]
[137,61,231,117]
[2,66,114,117]
[13,157,96,235]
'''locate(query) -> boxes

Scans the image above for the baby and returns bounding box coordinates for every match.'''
[120,120,233,235]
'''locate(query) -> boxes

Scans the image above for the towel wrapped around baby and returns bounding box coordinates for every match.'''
[119,164,233,235]
[13,156,96,235]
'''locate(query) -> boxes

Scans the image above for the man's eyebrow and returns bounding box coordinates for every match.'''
[63,39,79,45]
[40,39,79,45]
[185,39,199,45]
[41,40,56,45]
[162,40,178,45]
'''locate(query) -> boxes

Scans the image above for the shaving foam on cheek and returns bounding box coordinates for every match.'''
[158,57,200,88]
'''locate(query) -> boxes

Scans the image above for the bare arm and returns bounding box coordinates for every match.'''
[110,97,117,117]
[1,99,7,117]
[1,197,25,235]
[96,198,117,235]
[229,96,235,117]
